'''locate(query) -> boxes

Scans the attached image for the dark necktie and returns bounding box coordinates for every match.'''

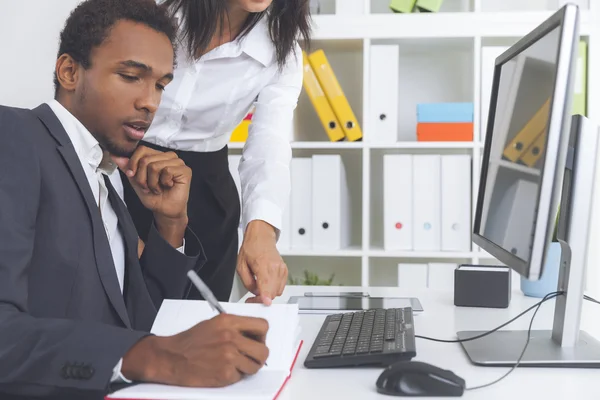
[103,175,155,328]
[102,175,139,270]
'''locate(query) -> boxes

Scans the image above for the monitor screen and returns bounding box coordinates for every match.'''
[476,27,562,264]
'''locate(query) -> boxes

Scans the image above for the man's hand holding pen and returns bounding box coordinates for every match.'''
[119,270,270,387]
[121,313,269,387]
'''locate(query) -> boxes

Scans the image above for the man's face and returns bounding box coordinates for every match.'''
[66,20,174,157]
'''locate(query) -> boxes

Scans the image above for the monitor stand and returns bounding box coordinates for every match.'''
[458,115,600,367]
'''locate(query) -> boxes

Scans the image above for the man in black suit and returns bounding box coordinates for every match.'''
[0,0,269,399]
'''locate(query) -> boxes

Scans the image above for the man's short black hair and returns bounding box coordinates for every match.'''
[53,0,178,98]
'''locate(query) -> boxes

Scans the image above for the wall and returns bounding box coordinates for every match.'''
[0,0,83,108]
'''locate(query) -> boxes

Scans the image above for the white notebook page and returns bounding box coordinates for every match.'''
[108,300,301,400]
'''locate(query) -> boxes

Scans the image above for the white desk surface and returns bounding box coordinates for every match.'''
[259,286,600,400]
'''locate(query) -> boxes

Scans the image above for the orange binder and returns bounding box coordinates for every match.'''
[308,49,363,142]
[416,122,474,142]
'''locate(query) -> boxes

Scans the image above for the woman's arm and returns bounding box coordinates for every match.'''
[238,42,303,236]
[235,42,303,302]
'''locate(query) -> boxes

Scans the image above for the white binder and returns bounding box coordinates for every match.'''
[369,45,399,144]
[482,178,537,259]
[498,179,538,259]
[290,158,312,249]
[277,191,292,252]
[412,155,441,251]
[397,263,428,289]
[311,155,351,250]
[335,0,364,15]
[383,154,413,250]
[441,155,472,252]
[428,263,457,290]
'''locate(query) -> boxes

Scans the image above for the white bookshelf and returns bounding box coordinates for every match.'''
[230,0,600,294]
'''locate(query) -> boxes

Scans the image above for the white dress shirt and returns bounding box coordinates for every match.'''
[47,100,183,383]
[142,15,303,234]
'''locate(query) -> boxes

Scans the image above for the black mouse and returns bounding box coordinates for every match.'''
[376,361,465,397]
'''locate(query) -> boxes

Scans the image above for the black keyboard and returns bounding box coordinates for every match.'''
[304,307,417,368]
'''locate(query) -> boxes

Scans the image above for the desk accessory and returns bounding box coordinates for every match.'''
[107,299,302,400]
[376,360,465,397]
[288,296,423,314]
[304,291,370,297]
[521,241,561,298]
[454,264,511,308]
[305,307,417,368]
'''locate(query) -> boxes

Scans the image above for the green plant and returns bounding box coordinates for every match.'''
[288,270,335,286]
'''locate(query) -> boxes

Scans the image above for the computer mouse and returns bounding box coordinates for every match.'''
[376,360,465,397]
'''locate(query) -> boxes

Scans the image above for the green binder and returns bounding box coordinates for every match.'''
[572,40,588,116]
[389,0,417,13]
[416,0,444,12]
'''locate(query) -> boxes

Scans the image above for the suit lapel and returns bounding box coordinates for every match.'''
[32,104,132,328]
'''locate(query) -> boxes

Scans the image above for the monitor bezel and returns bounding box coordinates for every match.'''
[473,5,579,280]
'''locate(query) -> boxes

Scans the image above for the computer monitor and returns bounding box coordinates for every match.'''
[458,3,600,367]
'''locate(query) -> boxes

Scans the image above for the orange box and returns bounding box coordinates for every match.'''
[416,122,473,142]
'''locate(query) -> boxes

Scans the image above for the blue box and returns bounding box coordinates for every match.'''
[417,102,474,123]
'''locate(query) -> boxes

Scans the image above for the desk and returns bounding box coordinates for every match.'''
[261,286,600,400]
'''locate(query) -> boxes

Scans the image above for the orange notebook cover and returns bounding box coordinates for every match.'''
[416,122,474,142]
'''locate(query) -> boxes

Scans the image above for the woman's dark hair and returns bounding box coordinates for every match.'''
[161,0,311,69]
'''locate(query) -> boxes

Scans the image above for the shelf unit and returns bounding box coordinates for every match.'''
[229,0,600,294]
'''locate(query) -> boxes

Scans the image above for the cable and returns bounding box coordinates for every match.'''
[413,292,598,391]
[414,291,562,392]
[465,291,559,391]
[415,292,563,343]
[584,294,600,305]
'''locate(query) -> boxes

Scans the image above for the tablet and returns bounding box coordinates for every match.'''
[287,296,423,314]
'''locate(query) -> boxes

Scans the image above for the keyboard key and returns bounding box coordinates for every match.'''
[324,320,340,332]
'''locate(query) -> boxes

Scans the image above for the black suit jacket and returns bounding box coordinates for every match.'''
[0,104,206,399]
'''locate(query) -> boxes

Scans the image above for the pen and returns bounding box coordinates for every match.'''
[187,270,268,366]
[187,270,226,313]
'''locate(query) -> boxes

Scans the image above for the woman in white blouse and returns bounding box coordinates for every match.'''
[123,0,311,304]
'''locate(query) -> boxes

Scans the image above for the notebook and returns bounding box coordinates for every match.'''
[106,300,303,400]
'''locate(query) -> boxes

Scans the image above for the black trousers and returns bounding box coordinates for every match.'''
[123,142,241,302]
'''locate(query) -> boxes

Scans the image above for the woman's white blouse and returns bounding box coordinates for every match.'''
[143,16,303,235]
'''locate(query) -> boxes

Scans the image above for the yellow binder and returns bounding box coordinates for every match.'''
[519,130,546,168]
[502,98,550,162]
[302,52,345,142]
[308,50,363,142]
[230,112,252,142]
